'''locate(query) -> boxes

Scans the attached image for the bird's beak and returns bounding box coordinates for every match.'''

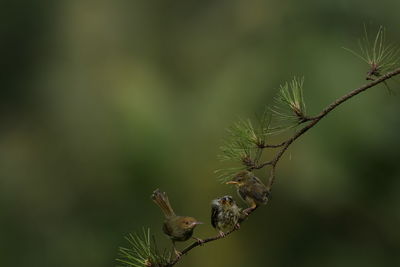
[193,221,204,226]
[226,181,238,185]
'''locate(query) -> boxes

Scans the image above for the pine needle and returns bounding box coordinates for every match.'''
[270,76,307,128]
[117,228,170,267]
[343,25,400,80]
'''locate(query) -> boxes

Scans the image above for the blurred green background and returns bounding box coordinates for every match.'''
[1,1,400,266]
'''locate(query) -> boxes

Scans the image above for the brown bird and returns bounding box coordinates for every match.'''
[226,171,269,213]
[151,189,203,258]
[211,195,241,237]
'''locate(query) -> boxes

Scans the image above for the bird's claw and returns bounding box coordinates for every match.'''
[218,230,226,238]
[235,223,241,230]
[174,249,182,259]
[243,206,256,216]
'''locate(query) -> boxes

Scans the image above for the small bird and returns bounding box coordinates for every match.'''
[151,189,203,258]
[226,171,269,213]
[211,195,241,237]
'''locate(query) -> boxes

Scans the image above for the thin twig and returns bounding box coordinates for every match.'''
[265,67,400,189]
[163,67,400,267]
[259,142,287,148]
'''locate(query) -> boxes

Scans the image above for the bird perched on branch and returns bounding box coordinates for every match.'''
[151,189,203,258]
[226,171,269,213]
[211,195,241,237]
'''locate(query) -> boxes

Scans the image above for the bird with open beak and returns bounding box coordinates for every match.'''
[151,189,203,258]
[226,171,269,213]
[211,195,241,237]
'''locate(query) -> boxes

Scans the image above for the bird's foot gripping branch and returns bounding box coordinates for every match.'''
[117,26,400,267]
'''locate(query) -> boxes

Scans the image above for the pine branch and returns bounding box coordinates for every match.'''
[118,27,400,267]
[256,67,400,190]
[162,67,400,267]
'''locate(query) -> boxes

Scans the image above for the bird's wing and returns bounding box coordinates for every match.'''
[249,179,268,204]
[162,221,173,237]
[252,186,267,201]
[251,176,264,185]
[211,203,220,228]
[238,188,248,201]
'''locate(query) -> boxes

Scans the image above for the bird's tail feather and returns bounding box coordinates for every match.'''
[151,189,176,218]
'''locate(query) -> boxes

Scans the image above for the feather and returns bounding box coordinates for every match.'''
[151,189,176,218]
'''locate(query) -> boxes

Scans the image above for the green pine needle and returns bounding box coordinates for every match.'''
[215,166,247,183]
[270,76,307,128]
[117,228,170,267]
[343,25,400,79]
[217,111,272,179]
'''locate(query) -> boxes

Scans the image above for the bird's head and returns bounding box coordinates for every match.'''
[226,170,253,187]
[219,195,235,207]
[179,217,203,230]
